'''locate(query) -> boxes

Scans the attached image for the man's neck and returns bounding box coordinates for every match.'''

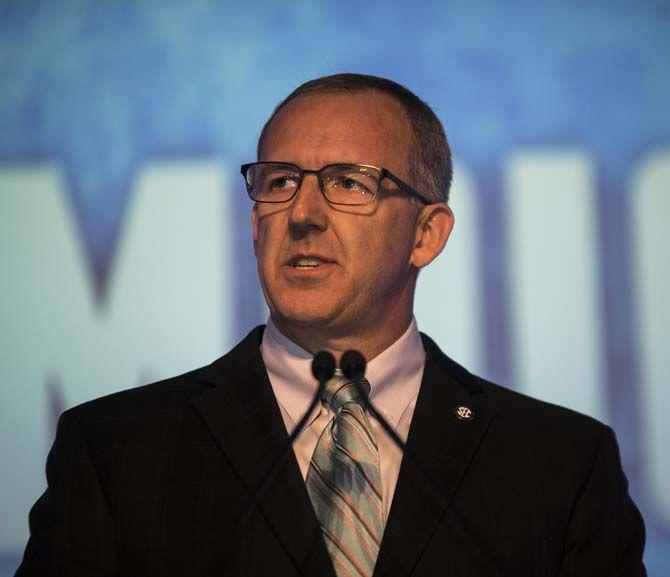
[269,312,415,364]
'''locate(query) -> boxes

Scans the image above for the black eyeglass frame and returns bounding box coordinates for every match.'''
[240,162,435,206]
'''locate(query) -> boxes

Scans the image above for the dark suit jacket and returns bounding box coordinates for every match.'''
[17,327,645,576]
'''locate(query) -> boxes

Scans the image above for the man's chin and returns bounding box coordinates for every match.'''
[268,299,350,334]
[272,308,336,328]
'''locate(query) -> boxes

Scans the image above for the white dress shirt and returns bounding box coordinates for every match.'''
[260,318,425,522]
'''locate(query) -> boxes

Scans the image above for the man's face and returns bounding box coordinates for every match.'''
[252,91,425,345]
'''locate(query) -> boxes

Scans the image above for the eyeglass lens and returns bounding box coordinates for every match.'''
[245,163,381,205]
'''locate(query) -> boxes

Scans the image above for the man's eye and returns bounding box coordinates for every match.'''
[332,176,372,194]
[271,176,287,188]
[269,174,297,189]
[341,177,364,190]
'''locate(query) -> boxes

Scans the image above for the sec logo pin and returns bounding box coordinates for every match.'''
[454,405,474,420]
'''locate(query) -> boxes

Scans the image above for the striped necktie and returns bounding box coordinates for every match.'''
[306,373,383,577]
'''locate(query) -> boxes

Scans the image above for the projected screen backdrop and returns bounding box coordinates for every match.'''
[1,1,668,574]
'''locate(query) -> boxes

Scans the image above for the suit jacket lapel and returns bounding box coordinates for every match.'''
[190,327,335,577]
[374,334,498,577]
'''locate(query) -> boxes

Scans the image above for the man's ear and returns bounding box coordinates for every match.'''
[410,202,454,269]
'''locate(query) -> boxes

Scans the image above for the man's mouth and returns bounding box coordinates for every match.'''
[286,255,334,269]
[292,258,322,268]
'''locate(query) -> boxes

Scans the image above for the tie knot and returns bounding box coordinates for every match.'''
[322,373,371,413]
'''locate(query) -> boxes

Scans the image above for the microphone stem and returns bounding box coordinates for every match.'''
[360,395,447,509]
[361,393,504,576]
[237,377,327,526]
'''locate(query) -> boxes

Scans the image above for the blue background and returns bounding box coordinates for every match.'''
[1,0,668,573]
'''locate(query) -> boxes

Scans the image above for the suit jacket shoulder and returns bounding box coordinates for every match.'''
[66,325,266,424]
[383,332,646,577]
[17,325,334,577]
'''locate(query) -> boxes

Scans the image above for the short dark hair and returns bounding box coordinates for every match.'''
[257,73,452,203]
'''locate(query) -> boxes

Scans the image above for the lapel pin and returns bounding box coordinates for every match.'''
[454,405,474,420]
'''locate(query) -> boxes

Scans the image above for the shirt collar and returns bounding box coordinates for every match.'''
[261,318,425,430]
[261,319,316,426]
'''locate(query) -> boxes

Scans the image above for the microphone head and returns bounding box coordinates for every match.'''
[341,350,366,380]
[312,351,336,383]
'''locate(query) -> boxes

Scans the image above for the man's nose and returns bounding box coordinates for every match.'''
[287,173,328,233]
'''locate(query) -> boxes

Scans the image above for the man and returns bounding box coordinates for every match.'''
[17,74,645,576]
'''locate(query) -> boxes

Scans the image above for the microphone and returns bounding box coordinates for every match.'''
[237,351,335,526]
[340,350,366,380]
[312,351,337,385]
[288,351,336,447]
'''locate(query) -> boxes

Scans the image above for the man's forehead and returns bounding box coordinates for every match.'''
[260,90,412,159]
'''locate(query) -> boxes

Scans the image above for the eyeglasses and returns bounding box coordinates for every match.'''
[240,162,434,206]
